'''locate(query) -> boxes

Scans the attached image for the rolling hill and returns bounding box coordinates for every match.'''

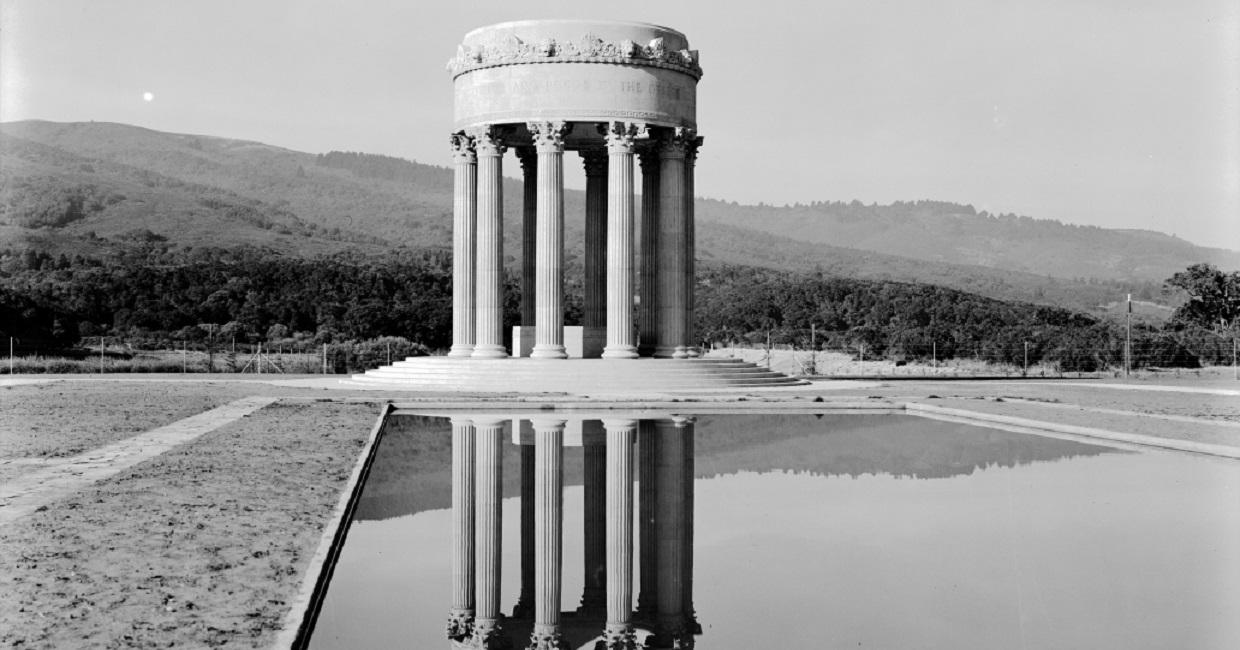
[2,120,1228,318]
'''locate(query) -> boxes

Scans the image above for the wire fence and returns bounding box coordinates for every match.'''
[709,338,1240,379]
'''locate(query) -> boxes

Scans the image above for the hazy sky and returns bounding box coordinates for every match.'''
[2,0,1236,248]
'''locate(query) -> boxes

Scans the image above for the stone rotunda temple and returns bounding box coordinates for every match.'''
[351,20,804,391]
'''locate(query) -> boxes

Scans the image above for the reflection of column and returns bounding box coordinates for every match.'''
[472,127,507,358]
[529,121,568,359]
[580,443,606,615]
[449,133,476,358]
[683,137,702,357]
[530,419,565,649]
[447,418,475,641]
[637,149,660,357]
[655,130,689,358]
[681,418,700,635]
[603,419,638,649]
[582,148,608,357]
[654,419,686,645]
[603,122,639,359]
[513,443,535,618]
[472,419,505,646]
[519,147,538,329]
[635,420,657,618]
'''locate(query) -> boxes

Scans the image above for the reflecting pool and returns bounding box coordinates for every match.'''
[307,413,1240,649]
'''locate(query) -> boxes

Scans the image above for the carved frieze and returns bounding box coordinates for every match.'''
[448,33,702,79]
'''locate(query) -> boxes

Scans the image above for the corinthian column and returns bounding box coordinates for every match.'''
[447,418,475,641]
[635,420,656,618]
[653,418,687,647]
[513,442,535,618]
[637,149,660,357]
[471,127,507,358]
[602,418,638,650]
[530,418,566,649]
[580,441,606,616]
[602,122,640,359]
[582,148,608,358]
[684,137,703,357]
[472,418,505,647]
[519,147,538,329]
[655,129,691,358]
[529,121,569,359]
[449,133,477,358]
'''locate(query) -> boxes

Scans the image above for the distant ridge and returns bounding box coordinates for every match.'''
[3,120,1231,318]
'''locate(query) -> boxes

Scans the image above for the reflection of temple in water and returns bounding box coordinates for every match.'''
[447,416,699,649]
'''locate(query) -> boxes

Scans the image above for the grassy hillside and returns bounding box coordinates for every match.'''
[0,120,1204,318]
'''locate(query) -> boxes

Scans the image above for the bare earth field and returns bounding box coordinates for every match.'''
[0,374,1236,648]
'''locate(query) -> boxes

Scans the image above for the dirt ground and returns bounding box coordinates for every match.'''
[0,398,378,649]
[0,374,1236,648]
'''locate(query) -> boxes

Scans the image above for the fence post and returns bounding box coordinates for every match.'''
[1023,341,1028,377]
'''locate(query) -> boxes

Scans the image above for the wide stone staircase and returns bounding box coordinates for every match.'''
[346,356,808,393]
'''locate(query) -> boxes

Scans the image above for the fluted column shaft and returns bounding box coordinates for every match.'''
[447,418,476,641]
[637,150,660,357]
[603,419,638,649]
[681,418,699,634]
[473,419,505,646]
[655,130,690,358]
[603,123,639,359]
[530,419,565,649]
[472,127,507,358]
[654,419,686,642]
[519,148,538,328]
[529,122,568,359]
[636,421,657,617]
[583,149,609,349]
[580,443,606,614]
[449,134,477,358]
[514,443,535,618]
[684,138,702,357]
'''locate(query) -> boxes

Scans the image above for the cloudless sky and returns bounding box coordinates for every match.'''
[2,0,1236,248]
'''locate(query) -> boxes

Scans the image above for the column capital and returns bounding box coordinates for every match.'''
[528,121,569,153]
[602,625,637,650]
[529,417,568,432]
[580,147,609,177]
[603,121,644,154]
[469,125,508,157]
[445,609,474,642]
[450,132,476,164]
[657,127,696,159]
[685,135,703,164]
[516,145,537,171]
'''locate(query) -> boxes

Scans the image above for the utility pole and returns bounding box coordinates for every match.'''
[1125,293,1132,378]
[810,323,817,376]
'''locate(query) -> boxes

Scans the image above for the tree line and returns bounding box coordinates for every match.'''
[1,244,1234,371]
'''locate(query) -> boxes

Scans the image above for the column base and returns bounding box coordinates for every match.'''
[601,624,636,650]
[602,345,639,359]
[526,625,564,650]
[446,608,474,642]
[471,618,510,649]
[529,344,567,359]
[471,344,508,359]
[685,346,701,358]
[653,345,679,359]
[448,345,475,358]
[672,346,691,359]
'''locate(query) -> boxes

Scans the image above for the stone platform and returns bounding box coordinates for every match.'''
[347,357,807,393]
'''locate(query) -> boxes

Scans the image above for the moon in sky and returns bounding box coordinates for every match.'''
[142,92,154,102]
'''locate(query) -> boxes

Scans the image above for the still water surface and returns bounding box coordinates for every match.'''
[309,413,1240,649]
